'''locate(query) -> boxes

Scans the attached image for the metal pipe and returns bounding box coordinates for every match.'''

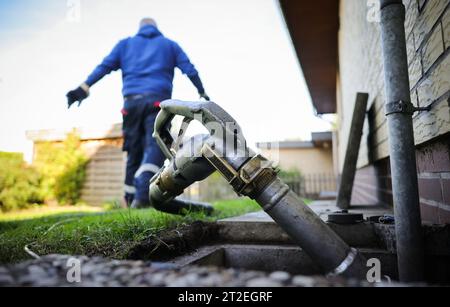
[379,0,424,282]
[256,177,368,278]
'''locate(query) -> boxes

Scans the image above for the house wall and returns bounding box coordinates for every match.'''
[338,0,450,223]
[259,146,334,175]
[80,139,125,206]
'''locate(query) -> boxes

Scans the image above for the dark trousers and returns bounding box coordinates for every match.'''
[122,95,166,204]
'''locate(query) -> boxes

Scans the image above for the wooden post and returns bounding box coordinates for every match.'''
[336,93,369,209]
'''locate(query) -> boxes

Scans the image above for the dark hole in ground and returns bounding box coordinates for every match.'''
[127,221,219,261]
[173,244,399,277]
[127,220,450,284]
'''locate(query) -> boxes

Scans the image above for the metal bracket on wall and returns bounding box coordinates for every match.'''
[385,100,431,116]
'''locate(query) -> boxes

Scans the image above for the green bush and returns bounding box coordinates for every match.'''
[35,132,88,205]
[278,168,302,180]
[0,133,88,211]
[0,152,44,212]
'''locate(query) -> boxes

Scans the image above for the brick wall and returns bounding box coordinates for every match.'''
[352,134,450,223]
[338,0,450,223]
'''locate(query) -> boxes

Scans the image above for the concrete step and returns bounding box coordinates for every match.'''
[218,210,384,249]
[216,207,450,284]
[170,243,398,279]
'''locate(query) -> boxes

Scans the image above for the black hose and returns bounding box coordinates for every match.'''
[153,198,214,216]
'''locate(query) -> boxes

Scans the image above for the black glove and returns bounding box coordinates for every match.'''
[67,85,89,109]
[200,93,210,101]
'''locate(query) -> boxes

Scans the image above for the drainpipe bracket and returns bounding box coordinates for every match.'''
[385,100,430,116]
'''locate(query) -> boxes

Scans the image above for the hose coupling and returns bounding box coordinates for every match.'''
[153,168,185,198]
[201,144,277,198]
[326,247,359,277]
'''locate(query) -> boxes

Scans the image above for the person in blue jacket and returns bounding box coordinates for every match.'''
[66,18,210,209]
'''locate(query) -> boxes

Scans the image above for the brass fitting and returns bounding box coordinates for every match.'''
[201,143,277,199]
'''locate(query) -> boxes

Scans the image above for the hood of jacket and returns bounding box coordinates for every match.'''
[137,25,163,39]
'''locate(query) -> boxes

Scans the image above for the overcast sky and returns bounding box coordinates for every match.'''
[0,0,332,161]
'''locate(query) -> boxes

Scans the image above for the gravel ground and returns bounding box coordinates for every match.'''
[0,254,389,287]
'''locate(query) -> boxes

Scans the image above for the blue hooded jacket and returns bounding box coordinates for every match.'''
[85,25,204,98]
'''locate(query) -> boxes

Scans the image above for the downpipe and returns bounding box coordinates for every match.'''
[380,0,425,282]
[148,100,368,279]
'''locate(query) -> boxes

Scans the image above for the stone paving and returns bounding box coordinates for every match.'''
[220,201,393,223]
[0,254,386,287]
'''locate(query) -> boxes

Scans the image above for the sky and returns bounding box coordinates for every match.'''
[0,0,333,162]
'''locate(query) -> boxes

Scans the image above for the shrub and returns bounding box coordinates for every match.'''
[34,132,88,205]
[278,168,302,180]
[0,152,44,212]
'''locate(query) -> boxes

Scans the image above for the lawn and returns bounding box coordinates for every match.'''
[0,199,261,264]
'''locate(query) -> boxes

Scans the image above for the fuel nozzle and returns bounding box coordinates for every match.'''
[148,134,215,215]
[150,100,368,279]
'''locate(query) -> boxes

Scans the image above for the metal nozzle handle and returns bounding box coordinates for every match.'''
[153,100,242,159]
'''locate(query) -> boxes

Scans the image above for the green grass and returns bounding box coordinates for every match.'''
[0,205,103,222]
[0,199,261,264]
